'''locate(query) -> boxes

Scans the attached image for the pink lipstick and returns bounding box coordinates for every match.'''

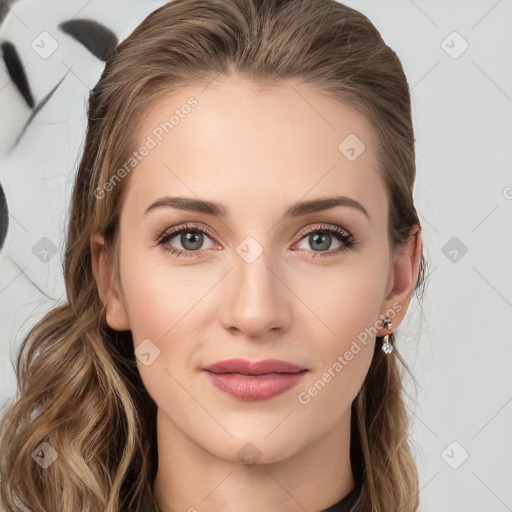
[202,358,308,401]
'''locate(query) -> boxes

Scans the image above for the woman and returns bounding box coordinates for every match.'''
[0,0,427,510]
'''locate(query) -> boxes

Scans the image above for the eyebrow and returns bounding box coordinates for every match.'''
[143,195,370,220]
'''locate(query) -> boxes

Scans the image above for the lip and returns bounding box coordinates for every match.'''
[202,358,308,401]
[203,358,306,375]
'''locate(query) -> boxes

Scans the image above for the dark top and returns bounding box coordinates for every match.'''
[152,484,362,512]
[152,464,364,512]
[321,479,362,511]
[152,472,363,512]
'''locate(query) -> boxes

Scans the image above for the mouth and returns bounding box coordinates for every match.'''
[202,359,309,401]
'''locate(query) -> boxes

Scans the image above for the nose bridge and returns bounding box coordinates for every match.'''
[219,244,290,337]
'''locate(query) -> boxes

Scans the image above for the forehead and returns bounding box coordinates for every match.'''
[122,77,387,228]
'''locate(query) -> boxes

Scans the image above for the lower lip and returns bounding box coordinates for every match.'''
[203,370,308,401]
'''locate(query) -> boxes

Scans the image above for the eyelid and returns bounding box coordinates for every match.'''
[154,222,220,245]
[293,223,352,241]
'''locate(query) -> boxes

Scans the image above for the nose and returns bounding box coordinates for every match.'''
[218,249,292,339]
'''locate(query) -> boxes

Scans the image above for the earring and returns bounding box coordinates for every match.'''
[381,317,394,354]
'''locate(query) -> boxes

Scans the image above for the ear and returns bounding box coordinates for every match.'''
[377,227,423,335]
[90,233,131,331]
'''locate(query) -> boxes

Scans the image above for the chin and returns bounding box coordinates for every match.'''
[199,433,306,467]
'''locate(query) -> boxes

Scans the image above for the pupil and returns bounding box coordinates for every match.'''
[182,231,203,250]
[311,232,330,251]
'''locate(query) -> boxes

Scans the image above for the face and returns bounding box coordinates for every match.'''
[92,76,415,465]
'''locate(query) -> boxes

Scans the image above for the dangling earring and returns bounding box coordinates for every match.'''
[381,317,394,354]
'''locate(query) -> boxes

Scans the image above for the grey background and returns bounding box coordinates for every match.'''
[1,1,511,510]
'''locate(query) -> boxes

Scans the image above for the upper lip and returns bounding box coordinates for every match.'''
[203,358,307,375]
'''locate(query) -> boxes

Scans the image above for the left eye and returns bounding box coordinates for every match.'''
[292,225,356,257]
[294,229,351,253]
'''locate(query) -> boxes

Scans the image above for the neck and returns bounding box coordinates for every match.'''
[153,407,355,512]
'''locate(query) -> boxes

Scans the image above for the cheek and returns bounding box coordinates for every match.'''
[296,253,388,342]
[118,243,218,381]
[296,278,381,414]
[118,249,204,408]
[294,256,387,398]
[119,239,204,336]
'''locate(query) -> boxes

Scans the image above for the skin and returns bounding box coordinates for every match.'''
[91,75,422,512]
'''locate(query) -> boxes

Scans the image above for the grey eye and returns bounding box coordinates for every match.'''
[296,231,343,252]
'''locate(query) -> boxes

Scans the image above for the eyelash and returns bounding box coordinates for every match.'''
[154,222,358,259]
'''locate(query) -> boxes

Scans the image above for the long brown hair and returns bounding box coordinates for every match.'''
[0,1,427,510]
